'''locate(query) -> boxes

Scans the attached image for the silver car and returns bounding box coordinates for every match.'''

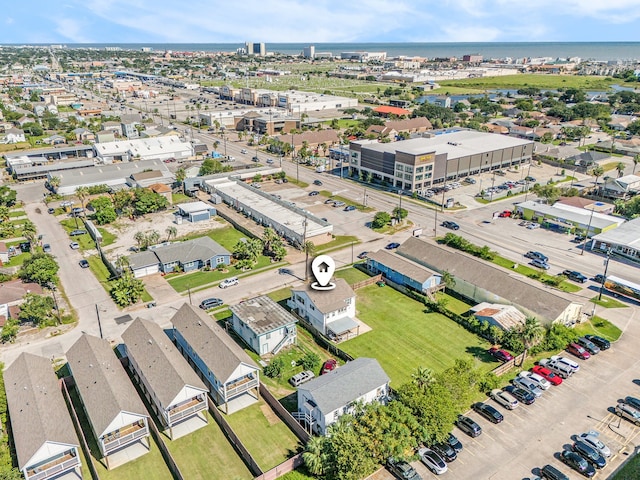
[490,389,519,410]
[578,431,611,458]
[550,355,580,373]
[418,447,447,475]
[513,376,543,398]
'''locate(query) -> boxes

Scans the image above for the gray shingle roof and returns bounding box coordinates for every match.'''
[171,304,257,384]
[366,249,438,284]
[299,358,389,413]
[397,237,579,323]
[122,318,207,408]
[67,334,148,438]
[153,236,230,265]
[230,295,297,335]
[128,250,160,269]
[5,353,78,470]
[291,278,355,314]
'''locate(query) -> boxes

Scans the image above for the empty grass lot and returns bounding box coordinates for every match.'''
[341,283,494,386]
[335,266,372,284]
[224,399,302,471]
[60,219,116,248]
[166,418,252,480]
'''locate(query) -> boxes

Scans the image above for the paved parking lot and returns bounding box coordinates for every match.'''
[370,320,640,479]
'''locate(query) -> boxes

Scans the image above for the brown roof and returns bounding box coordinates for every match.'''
[0,279,43,305]
[0,242,7,253]
[149,183,172,193]
[555,196,613,211]
[385,117,432,132]
[130,170,162,181]
[291,278,355,314]
[374,105,411,116]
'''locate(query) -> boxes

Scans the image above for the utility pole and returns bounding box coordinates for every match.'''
[95,304,103,339]
[598,249,612,301]
[580,207,596,256]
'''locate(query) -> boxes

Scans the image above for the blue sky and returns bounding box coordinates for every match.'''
[3,0,640,44]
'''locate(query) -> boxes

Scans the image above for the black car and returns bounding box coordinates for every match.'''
[78,259,90,268]
[455,415,482,437]
[503,385,535,405]
[309,191,320,196]
[385,242,400,250]
[442,221,459,230]
[446,433,463,452]
[70,229,87,236]
[431,442,457,462]
[562,270,588,283]
[471,402,504,424]
[593,274,606,284]
[572,441,606,469]
[386,457,422,480]
[313,179,323,186]
[560,449,596,477]
[625,396,640,411]
[47,207,55,214]
[584,334,610,350]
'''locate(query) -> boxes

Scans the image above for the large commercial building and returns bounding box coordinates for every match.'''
[349,130,534,194]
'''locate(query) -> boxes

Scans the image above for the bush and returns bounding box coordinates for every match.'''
[299,351,320,370]
[264,357,285,378]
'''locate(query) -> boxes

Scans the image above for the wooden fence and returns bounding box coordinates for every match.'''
[351,274,382,290]
[254,453,304,480]
[491,351,527,376]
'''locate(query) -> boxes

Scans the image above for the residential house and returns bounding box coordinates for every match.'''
[149,183,173,204]
[565,150,610,168]
[0,242,9,264]
[366,249,442,295]
[67,334,150,468]
[396,237,583,325]
[122,318,209,439]
[120,113,142,139]
[373,106,411,117]
[72,127,95,143]
[5,353,82,480]
[171,304,260,413]
[230,295,298,356]
[297,357,390,435]
[289,278,358,340]
[3,128,25,143]
[0,279,43,322]
[608,114,636,131]
[600,174,640,199]
[470,302,526,331]
[128,236,231,277]
[555,196,615,215]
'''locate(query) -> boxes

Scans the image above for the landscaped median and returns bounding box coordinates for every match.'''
[318,190,374,212]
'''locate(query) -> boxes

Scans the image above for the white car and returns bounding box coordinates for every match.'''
[539,358,574,379]
[417,447,447,475]
[219,277,239,289]
[519,371,551,390]
[490,389,519,410]
[550,355,580,373]
[578,431,611,458]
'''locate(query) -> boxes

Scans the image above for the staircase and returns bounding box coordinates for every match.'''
[271,327,296,355]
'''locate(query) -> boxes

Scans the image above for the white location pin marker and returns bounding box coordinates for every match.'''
[311,255,336,290]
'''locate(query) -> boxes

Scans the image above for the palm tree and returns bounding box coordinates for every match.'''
[134,231,146,249]
[441,270,456,289]
[590,165,605,191]
[165,226,177,242]
[518,317,544,358]
[302,240,316,281]
[616,162,626,178]
[75,186,90,214]
[411,366,435,389]
[634,154,640,174]
[0,206,9,223]
[48,176,61,192]
[302,436,327,475]
[22,220,37,247]
[147,230,160,246]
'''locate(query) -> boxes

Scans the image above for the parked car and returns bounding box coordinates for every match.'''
[313,179,323,186]
[538,358,574,379]
[321,359,337,375]
[219,277,239,289]
[503,385,535,405]
[567,342,591,360]
[70,229,87,236]
[78,259,90,268]
[289,370,315,387]
[549,355,580,373]
[199,298,223,309]
[69,242,80,250]
[531,365,562,385]
[446,433,463,452]
[576,336,600,355]
[624,396,640,411]
[562,270,588,283]
[309,191,320,196]
[525,176,536,182]
[324,198,335,204]
[344,205,357,211]
[529,258,550,270]
[442,221,459,230]
[527,222,541,229]
[488,347,514,362]
[498,210,512,218]
[464,177,476,184]
[455,415,482,437]
[512,376,543,398]
[584,334,610,350]
[332,201,346,207]
[578,431,611,458]
[540,464,570,480]
[490,389,519,410]
[572,441,606,469]
[616,402,640,426]
[430,441,456,462]
[385,242,400,250]
[560,450,595,477]
[471,402,504,423]
[592,274,606,284]
[524,251,548,262]
[47,207,55,214]
[417,448,447,475]
[386,457,422,480]
[251,156,259,162]
[240,149,248,154]
[42,244,51,253]
[519,371,551,390]
[357,251,369,260]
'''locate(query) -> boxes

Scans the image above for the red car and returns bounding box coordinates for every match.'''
[321,359,338,375]
[531,365,563,386]
[567,342,591,360]
[498,210,512,218]
[488,347,514,362]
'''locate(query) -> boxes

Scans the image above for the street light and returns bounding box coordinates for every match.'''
[598,248,612,301]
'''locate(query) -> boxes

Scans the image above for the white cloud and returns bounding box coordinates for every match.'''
[54,17,94,43]
[5,17,14,25]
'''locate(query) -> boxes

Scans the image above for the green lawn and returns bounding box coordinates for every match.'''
[60,219,116,248]
[438,74,615,92]
[87,254,153,303]
[613,451,640,480]
[279,471,316,480]
[492,255,581,293]
[8,210,25,218]
[590,295,629,309]
[166,417,252,480]
[285,177,309,188]
[335,266,372,284]
[4,252,30,267]
[224,399,302,471]
[315,235,360,255]
[574,316,622,341]
[435,292,472,315]
[171,192,193,204]
[341,284,494,386]
[318,191,374,212]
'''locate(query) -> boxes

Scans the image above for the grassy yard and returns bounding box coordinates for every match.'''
[8,210,25,218]
[435,292,472,315]
[612,452,640,480]
[4,251,30,267]
[225,399,302,471]
[315,235,360,255]
[318,190,374,212]
[60,218,116,248]
[335,266,372,284]
[574,316,622,342]
[171,192,194,204]
[438,74,615,92]
[166,417,252,480]
[341,283,495,386]
[590,295,629,309]
[87,254,152,303]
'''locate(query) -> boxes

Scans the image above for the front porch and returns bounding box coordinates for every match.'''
[101,419,150,456]
[26,451,80,480]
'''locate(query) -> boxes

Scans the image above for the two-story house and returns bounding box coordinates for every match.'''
[171,304,260,413]
[297,357,390,435]
[289,278,359,340]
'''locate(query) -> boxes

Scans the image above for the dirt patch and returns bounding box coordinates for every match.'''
[260,403,280,425]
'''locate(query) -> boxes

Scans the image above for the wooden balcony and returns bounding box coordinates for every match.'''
[27,452,80,480]
[102,420,149,454]
[168,395,206,424]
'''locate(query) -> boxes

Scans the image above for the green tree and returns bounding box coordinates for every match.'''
[110,272,145,307]
[303,435,329,476]
[134,231,147,249]
[199,157,230,176]
[75,186,90,213]
[634,154,640,174]
[21,220,37,247]
[518,317,545,357]
[411,366,435,389]
[1,318,20,343]
[299,351,320,370]
[441,270,456,289]
[590,165,605,188]
[18,293,57,326]
[166,225,177,242]
[0,186,17,207]
[263,356,285,378]
[371,211,391,229]
[111,189,133,212]
[0,207,9,223]
[133,188,168,216]
[303,240,316,281]
[616,161,626,178]
[175,167,187,193]
[19,253,59,286]
[90,196,117,225]
[325,417,377,480]
[393,206,408,222]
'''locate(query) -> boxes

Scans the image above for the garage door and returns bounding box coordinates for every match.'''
[133,265,159,278]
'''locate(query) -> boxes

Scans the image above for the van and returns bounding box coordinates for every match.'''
[289,370,315,387]
[219,277,238,289]
[541,464,570,480]
[199,298,223,309]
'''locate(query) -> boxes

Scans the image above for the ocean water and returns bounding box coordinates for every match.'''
[14,42,640,61]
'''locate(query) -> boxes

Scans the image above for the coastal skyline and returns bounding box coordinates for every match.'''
[3,0,640,44]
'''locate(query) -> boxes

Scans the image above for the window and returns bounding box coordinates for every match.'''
[404,165,413,173]
[404,173,412,180]
[416,166,424,173]
[266,333,271,340]
[415,174,423,181]
[395,164,403,171]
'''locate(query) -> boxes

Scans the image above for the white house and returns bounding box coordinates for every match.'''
[3,128,25,143]
[67,334,150,468]
[289,278,358,340]
[297,358,390,435]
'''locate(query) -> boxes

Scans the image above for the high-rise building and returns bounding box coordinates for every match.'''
[245,42,266,56]
[303,46,315,59]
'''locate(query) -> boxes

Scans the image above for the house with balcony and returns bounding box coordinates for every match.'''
[171,304,260,413]
[5,353,82,480]
[230,295,297,356]
[289,278,359,340]
[297,357,390,435]
[122,318,209,439]
[67,334,150,469]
